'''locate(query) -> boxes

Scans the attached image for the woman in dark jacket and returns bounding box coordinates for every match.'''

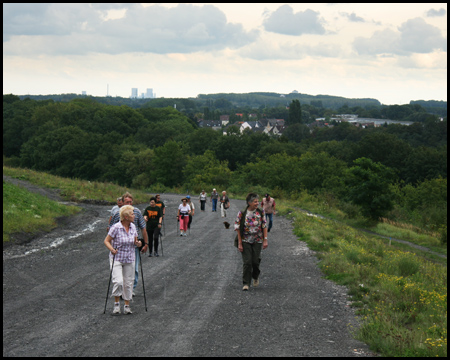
[234,193,268,291]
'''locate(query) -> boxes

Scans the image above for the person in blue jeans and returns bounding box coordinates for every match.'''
[261,193,276,232]
[210,188,219,212]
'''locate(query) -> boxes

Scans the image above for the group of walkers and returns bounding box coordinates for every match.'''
[103,189,276,314]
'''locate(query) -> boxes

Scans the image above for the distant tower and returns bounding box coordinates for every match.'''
[82,91,87,96]
[131,88,138,98]
[146,88,153,99]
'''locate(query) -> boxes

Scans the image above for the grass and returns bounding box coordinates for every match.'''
[4,166,447,356]
[290,210,447,357]
[3,181,81,243]
[3,166,151,204]
[372,221,446,256]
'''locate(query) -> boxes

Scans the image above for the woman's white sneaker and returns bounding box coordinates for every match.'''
[113,302,120,314]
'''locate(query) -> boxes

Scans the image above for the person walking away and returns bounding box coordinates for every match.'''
[177,197,191,236]
[109,192,148,294]
[107,197,123,232]
[186,195,195,229]
[143,197,163,257]
[210,188,219,212]
[220,190,230,218]
[235,193,268,291]
[104,205,143,314]
[199,190,207,211]
[261,193,276,232]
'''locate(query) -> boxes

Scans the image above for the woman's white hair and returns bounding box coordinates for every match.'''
[119,205,134,221]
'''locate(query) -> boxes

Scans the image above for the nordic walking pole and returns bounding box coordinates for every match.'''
[138,250,148,311]
[163,216,166,236]
[103,249,116,314]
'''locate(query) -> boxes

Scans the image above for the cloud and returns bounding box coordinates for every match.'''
[353,17,447,56]
[240,40,341,60]
[3,3,259,55]
[263,5,326,36]
[426,8,446,17]
[3,3,102,42]
[340,12,365,22]
[398,18,447,53]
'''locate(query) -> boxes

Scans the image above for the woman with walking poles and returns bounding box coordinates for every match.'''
[177,197,191,236]
[234,193,268,291]
[104,205,143,314]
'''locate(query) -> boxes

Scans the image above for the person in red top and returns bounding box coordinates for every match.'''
[261,193,276,232]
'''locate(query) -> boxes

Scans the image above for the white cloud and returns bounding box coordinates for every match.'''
[3,3,259,55]
[398,18,447,53]
[240,39,341,60]
[263,5,326,36]
[353,17,447,56]
[340,12,365,23]
[426,8,446,17]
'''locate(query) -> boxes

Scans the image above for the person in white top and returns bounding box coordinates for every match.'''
[177,197,191,236]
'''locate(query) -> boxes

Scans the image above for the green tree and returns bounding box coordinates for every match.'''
[283,123,310,143]
[288,99,302,125]
[236,152,303,193]
[298,151,347,194]
[183,150,232,190]
[344,157,397,219]
[152,141,186,187]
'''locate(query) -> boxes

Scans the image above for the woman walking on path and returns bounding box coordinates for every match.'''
[104,205,142,314]
[177,197,191,236]
[235,193,268,291]
[199,190,207,211]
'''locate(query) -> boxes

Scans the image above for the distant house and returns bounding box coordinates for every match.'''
[220,115,230,126]
[239,121,263,133]
[198,120,222,129]
[265,124,286,136]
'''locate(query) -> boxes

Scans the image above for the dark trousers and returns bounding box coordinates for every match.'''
[147,226,160,253]
[200,200,206,211]
[241,242,262,286]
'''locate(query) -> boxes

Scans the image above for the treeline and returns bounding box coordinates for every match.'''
[16,92,446,123]
[3,94,447,234]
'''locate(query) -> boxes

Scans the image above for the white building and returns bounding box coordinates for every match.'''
[131,88,138,98]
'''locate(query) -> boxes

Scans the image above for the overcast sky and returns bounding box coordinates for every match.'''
[3,3,447,105]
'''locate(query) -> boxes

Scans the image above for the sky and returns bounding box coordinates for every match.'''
[3,3,447,105]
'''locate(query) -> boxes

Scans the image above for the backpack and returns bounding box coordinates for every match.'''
[234,206,263,248]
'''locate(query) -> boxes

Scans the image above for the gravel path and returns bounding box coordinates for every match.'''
[3,178,375,357]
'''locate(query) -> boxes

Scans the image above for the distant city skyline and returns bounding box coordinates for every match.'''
[3,3,447,105]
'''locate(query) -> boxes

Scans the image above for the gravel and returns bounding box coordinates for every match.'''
[3,178,375,357]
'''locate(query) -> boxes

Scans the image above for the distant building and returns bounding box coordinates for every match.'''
[81,91,87,96]
[220,115,230,126]
[131,88,138,98]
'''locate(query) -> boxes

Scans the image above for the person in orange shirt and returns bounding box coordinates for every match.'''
[143,197,163,257]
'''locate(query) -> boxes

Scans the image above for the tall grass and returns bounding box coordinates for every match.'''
[291,210,447,357]
[3,166,151,204]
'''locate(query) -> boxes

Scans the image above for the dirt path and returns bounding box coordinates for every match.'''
[3,178,374,357]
